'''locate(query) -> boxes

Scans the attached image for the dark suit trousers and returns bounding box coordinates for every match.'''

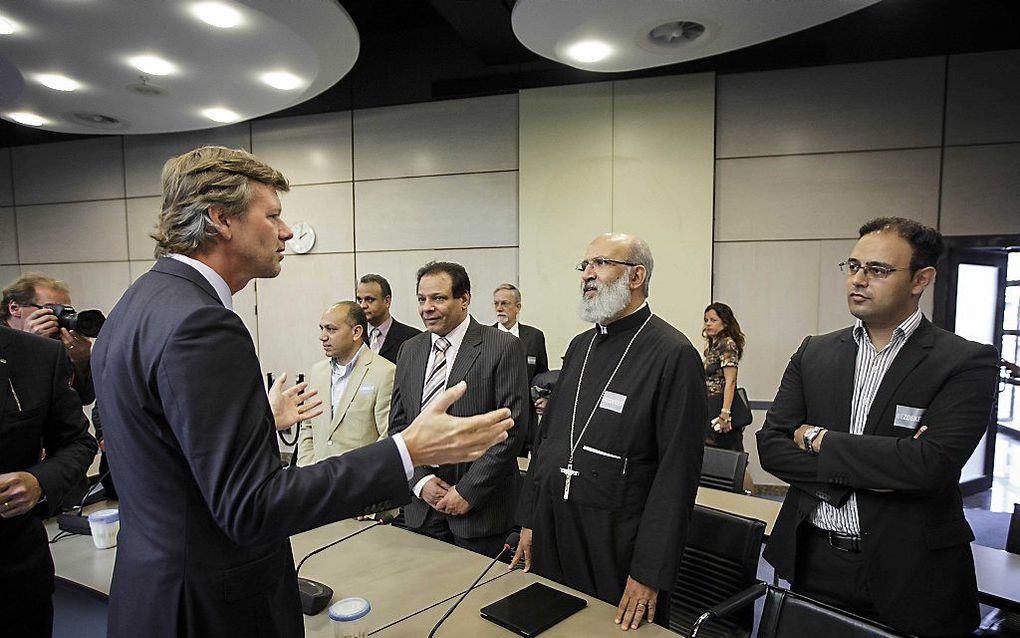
[413,508,508,558]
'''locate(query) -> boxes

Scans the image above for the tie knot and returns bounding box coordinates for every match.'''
[434,337,450,354]
[371,327,381,337]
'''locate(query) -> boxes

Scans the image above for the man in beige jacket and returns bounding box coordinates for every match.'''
[298,301,395,466]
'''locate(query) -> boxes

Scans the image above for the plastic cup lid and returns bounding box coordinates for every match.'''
[328,597,371,622]
[88,508,119,524]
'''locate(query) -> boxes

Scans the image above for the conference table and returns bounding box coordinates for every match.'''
[46,503,674,636]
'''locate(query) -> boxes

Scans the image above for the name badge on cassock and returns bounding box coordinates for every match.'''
[527,356,537,365]
[893,405,925,430]
[599,391,626,414]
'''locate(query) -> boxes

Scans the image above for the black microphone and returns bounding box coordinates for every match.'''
[427,531,520,638]
[56,469,112,536]
[296,513,396,615]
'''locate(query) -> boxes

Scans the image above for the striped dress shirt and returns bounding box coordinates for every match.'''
[809,308,923,534]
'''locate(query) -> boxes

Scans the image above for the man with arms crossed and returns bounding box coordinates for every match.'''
[757,217,998,636]
[92,147,514,638]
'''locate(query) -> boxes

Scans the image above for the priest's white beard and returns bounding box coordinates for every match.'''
[577,271,631,324]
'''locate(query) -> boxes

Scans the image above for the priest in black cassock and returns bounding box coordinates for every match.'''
[511,233,706,631]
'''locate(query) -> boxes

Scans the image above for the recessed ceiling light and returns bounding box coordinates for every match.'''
[202,107,240,123]
[0,16,17,35]
[191,2,243,29]
[8,112,47,126]
[260,71,303,91]
[36,74,82,92]
[565,40,612,63]
[129,55,176,76]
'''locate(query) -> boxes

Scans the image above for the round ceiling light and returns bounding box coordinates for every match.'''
[191,2,243,29]
[260,70,303,91]
[202,107,240,123]
[8,112,46,126]
[565,40,612,63]
[0,16,17,35]
[36,73,81,92]
[129,55,176,76]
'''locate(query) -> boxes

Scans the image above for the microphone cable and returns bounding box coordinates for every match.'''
[427,532,520,638]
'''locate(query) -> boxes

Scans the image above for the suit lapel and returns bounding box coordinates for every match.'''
[831,329,857,433]
[446,318,482,388]
[407,335,430,410]
[863,319,933,435]
[332,350,372,433]
[151,257,223,306]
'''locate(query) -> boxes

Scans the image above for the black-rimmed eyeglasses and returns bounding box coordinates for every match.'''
[576,257,640,272]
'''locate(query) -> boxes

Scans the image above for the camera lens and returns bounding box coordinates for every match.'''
[70,310,106,338]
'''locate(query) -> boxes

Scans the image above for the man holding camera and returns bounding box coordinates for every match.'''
[1,273,97,405]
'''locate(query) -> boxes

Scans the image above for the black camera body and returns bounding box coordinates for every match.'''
[46,304,106,338]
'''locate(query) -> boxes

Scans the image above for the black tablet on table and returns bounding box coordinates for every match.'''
[480,582,588,637]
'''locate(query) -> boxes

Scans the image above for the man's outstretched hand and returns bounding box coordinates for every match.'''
[401,381,514,467]
[269,372,323,431]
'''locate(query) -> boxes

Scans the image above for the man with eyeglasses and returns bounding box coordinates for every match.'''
[2,273,95,404]
[512,233,706,631]
[757,217,998,636]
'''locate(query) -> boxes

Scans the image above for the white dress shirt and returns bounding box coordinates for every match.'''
[496,321,520,338]
[330,345,364,417]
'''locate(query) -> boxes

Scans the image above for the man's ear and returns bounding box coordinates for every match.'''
[7,300,22,319]
[911,266,936,296]
[206,205,232,240]
[630,265,648,291]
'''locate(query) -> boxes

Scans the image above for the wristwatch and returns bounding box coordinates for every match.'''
[802,426,823,455]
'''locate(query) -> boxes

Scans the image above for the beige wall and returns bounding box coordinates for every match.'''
[518,74,716,363]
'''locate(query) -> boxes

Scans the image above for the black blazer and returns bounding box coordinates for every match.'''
[491,323,549,383]
[389,318,529,538]
[0,327,96,601]
[757,318,998,636]
[92,258,411,638]
[378,318,421,365]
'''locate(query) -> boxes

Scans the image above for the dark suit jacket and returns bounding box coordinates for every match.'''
[491,323,549,383]
[92,258,411,638]
[378,318,421,365]
[757,318,998,636]
[389,318,528,538]
[0,327,96,602]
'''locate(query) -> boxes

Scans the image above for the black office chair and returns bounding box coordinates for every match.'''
[669,505,766,638]
[700,447,750,493]
[691,582,908,638]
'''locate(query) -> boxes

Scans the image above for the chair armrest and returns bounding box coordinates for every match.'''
[690,582,768,638]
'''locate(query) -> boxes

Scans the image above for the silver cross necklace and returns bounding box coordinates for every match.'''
[561,313,652,500]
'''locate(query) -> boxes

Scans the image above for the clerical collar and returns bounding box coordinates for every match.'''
[596,302,651,335]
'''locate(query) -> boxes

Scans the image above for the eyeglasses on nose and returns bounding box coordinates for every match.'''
[838,260,908,280]
[576,257,640,272]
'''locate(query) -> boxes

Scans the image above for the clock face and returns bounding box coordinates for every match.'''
[288,222,316,254]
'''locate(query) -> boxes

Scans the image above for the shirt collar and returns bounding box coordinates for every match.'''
[371,315,393,338]
[497,321,520,337]
[167,253,233,311]
[331,344,365,378]
[432,314,471,349]
[853,308,923,347]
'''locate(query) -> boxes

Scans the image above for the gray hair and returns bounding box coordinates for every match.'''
[151,146,289,257]
[493,283,521,304]
[626,237,654,296]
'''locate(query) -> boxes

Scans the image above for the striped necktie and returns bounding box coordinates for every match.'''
[421,337,451,409]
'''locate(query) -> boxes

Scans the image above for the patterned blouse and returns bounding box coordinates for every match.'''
[703,337,740,396]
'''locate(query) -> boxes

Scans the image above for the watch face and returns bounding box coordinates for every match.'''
[288,222,315,254]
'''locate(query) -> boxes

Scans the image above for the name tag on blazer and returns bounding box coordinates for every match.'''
[527,355,537,365]
[893,405,926,430]
[599,391,626,413]
[359,384,375,395]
